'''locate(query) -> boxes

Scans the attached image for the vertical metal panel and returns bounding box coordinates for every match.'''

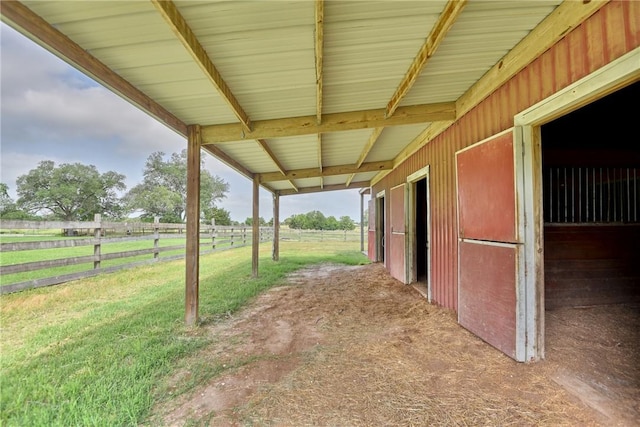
[457,133,516,243]
[371,1,637,312]
[368,199,376,262]
[459,241,517,359]
[389,184,406,283]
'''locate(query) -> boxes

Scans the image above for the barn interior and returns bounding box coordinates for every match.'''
[541,80,640,424]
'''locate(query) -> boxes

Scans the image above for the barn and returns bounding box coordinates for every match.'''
[2,0,638,363]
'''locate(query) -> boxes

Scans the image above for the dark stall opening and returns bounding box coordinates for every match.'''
[540,81,640,424]
[415,178,428,284]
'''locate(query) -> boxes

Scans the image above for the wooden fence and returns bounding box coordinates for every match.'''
[0,216,273,294]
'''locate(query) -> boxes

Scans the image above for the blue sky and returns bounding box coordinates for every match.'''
[0,23,364,223]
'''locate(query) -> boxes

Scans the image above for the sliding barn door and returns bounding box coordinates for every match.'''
[390,184,407,283]
[368,199,376,262]
[456,131,522,360]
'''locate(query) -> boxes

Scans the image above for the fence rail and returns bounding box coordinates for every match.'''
[0,216,273,294]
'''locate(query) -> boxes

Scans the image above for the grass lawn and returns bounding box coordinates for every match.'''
[0,241,368,426]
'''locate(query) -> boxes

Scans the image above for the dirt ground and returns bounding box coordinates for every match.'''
[152,263,640,426]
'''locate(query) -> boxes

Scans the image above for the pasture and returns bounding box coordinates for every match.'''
[0,241,368,426]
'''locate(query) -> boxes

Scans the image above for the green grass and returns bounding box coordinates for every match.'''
[0,241,369,426]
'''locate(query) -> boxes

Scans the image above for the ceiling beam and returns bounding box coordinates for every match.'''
[0,0,188,138]
[355,127,384,168]
[385,0,467,118]
[345,174,355,187]
[151,0,252,133]
[279,181,369,196]
[315,0,324,124]
[201,102,455,143]
[255,139,298,192]
[259,160,392,183]
[256,139,287,176]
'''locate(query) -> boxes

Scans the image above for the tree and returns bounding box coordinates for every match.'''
[244,216,268,226]
[338,215,356,230]
[324,215,339,230]
[284,211,354,230]
[124,150,229,222]
[15,161,126,220]
[204,206,232,226]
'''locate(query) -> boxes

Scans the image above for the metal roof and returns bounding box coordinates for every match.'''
[1,0,577,196]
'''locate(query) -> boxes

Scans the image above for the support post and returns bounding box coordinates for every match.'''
[272,192,280,261]
[185,124,201,326]
[211,218,216,250]
[360,192,365,252]
[93,214,101,269]
[153,216,160,260]
[252,175,260,278]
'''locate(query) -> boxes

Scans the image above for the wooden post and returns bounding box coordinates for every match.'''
[211,218,216,250]
[360,191,365,252]
[185,124,201,326]
[252,175,259,278]
[93,214,101,269]
[272,192,279,261]
[153,216,160,260]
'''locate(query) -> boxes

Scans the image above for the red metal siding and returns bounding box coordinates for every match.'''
[370,0,639,312]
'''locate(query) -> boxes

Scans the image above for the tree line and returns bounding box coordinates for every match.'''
[0,150,355,230]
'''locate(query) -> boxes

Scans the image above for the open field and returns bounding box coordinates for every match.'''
[1,241,367,426]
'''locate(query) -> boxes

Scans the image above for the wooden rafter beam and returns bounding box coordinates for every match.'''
[385,0,467,118]
[345,174,355,187]
[258,160,392,183]
[355,127,384,168]
[279,181,369,196]
[151,0,251,133]
[0,0,188,137]
[201,102,455,143]
[315,0,324,124]
[255,139,298,192]
[256,139,286,176]
[371,0,609,188]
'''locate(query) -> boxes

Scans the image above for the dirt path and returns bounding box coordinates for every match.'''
[152,263,638,426]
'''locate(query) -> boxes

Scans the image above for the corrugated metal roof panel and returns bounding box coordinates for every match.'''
[366,124,429,163]
[216,141,279,173]
[176,1,316,122]
[401,0,561,107]
[322,0,447,114]
[267,135,320,171]
[322,129,374,167]
[10,0,570,195]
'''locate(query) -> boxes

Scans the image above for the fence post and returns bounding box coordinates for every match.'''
[211,218,216,250]
[154,216,160,260]
[243,227,247,246]
[93,214,102,269]
[230,227,235,246]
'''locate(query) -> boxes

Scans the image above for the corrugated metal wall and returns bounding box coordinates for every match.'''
[372,0,640,311]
